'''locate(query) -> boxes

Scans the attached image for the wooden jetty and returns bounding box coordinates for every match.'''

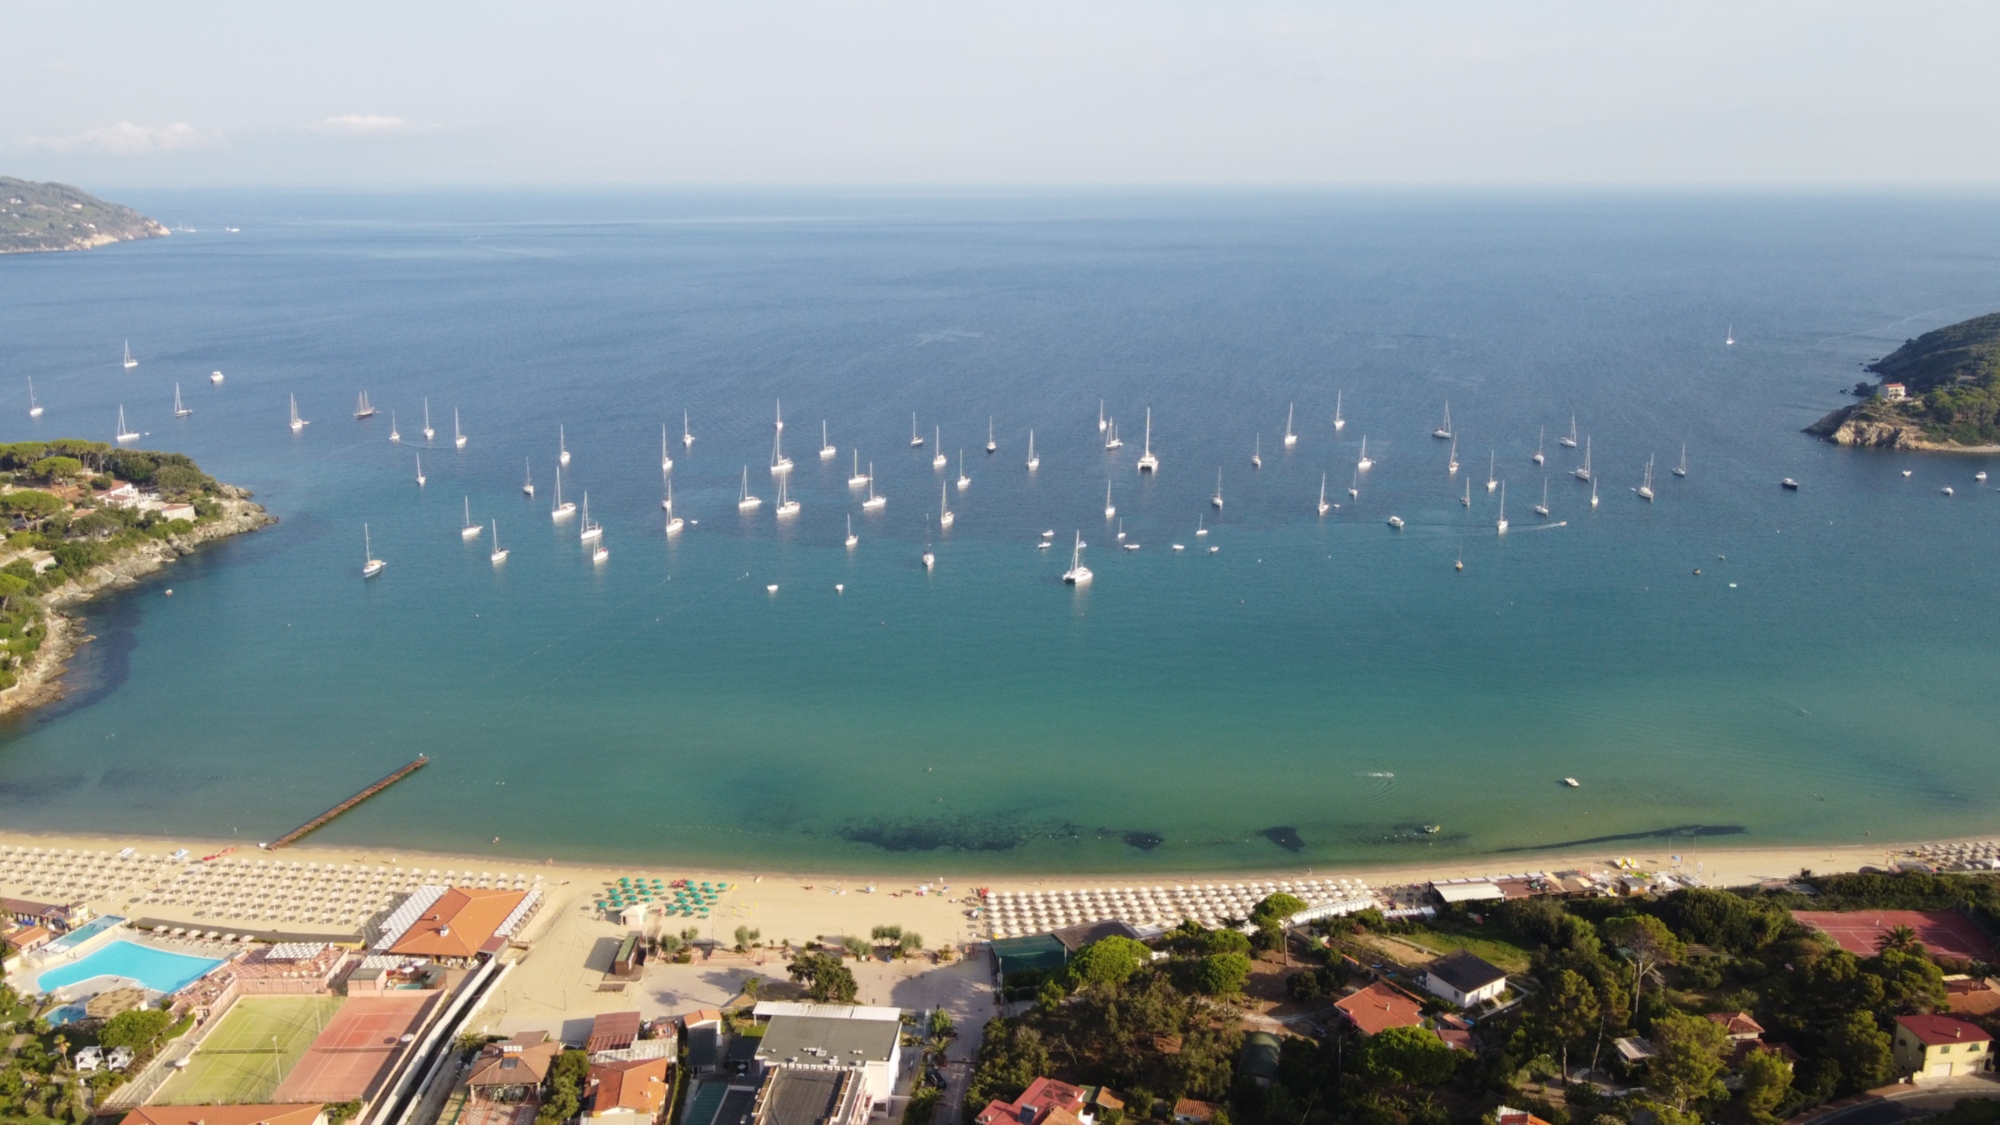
[270,755,428,849]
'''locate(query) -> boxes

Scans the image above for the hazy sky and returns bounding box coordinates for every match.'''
[7,1,1998,187]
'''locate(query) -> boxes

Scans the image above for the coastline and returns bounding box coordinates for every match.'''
[0,491,273,719]
[1806,403,2000,453]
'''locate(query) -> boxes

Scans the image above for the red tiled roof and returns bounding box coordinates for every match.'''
[589,1057,669,1115]
[1704,1011,1765,1038]
[388,888,529,960]
[587,1011,643,1053]
[1334,982,1425,1037]
[1497,1108,1555,1125]
[1174,1100,1216,1123]
[972,1076,1087,1125]
[1895,1014,1991,1048]
[123,1107,324,1125]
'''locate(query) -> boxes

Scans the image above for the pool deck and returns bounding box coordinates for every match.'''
[23,937,227,1001]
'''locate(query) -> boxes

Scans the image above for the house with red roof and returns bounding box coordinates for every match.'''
[973,1077,1092,1125]
[1333,982,1426,1037]
[1892,1014,1992,1080]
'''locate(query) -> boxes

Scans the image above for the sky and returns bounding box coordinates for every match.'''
[5,1,1999,187]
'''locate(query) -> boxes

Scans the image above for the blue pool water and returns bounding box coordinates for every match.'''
[42,915,124,956]
[35,940,223,996]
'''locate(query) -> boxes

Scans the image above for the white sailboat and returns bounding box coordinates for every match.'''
[737,467,762,512]
[1534,479,1550,518]
[1105,480,1117,519]
[1098,400,1107,433]
[1532,427,1546,465]
[1356,436,1373,471]
[863,463,885,510]
[819,420,836,461]
[957,450,970,491]
[593,541,608,564]
[453,408,467,449]
[932,427,946,469]
[422,399,434,443]
[122,340,137,370]
[1433,402,1452,439]
[849,450,869,488]
[775,474,800,518]
[1447,436,1459,475]
[361,524,384,578]
[289,394,307,433]
[1350,470,1360,499]
[1318,474,1331,515]
[1461,477,1471,506]
[771,416,793,475]
[415,452,426,486]
[1116,518,1126,541]
[1486,451,1497,492]
[1062,531,1092,585]
[354,390,374,419]
[461,497,481,539]
[1332,392,1345,432]
[522,458,535,498]
[661,425,673,472]
[939,479,954,527]
[1560,415,1578,449]
[490,521,508,565]
[1211,468,1224,510]
[1725,323,1735,346]
[580,493,603,541]
[1103,419,1122,450]
[986,417,997,454]
[910,412,924,447]
[1638,455,1655,501]
[1590,475,1599,508]
[1252,434,1262,468]
[173,384,191,418]
[1137,408,1158,473]
[1026,430,1040,472]
[551,464,575,519]
[26,378,42,419]
[664,480,683,534]
[682,410,694,449]
[390,411,401,443]
[1496,481,1509,534]
[558,424,569,466]
[1284,402,1298,447]
[1196,513,1208,536]
[1672,444,1688,478]
[1573,436,1592,481]
[115,406,139,443]
[844,514,857,548]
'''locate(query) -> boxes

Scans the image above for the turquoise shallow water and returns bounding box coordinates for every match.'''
[2,191,1999,873]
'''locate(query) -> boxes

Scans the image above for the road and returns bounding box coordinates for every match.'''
[1804,1078,2000,1125]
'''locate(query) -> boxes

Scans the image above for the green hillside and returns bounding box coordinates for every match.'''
[0,177,168,253]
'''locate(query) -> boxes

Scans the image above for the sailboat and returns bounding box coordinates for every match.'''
[1486,451,1497,492]
[1284,403,1298,447]
[1026,430,1040,472]
[1196,513,1209,536]
[289,394,307,433]
[1461,477,1471,506]
[1387,514,1404,529]
[1533,427,1545,465]
[490,521,509,565]
[1332,392,1345,432]
[771,415,793,475]
[25,379,43,420]
[819,420,836,461]
[1104,480,1117,519]
[1559,415,1578,449]
[580,493,603,541]
[122,341,138,370]
[558,424,569,467]
[1725,323,1735,346]
[940,480,955,527]
[863,463,885,510]
[1534,480,1550,518]
[115,406,139,443]
[986,417,997,454]
[1638,455,1655,501]
[844,514,857,548]
[1573,436,1592,482]
[1098,400,1107,433]
[737,467,762,512]
[1350,470,1360,499]
[173,384,191,418]
[1447,436,1459,475]
[1137,408,1158,472]
[1433,402,1452,439]
[922,526,935,570]
[1672,444,1688,478]
[1496,481,1509,534]
[422,399,434,443]
[775,474,800,518]
[849,450,869,488]
[551,465,575,519]
[1356,436,1373,471]
[1103,419,1122,450]
[593,540,609,564]
[390,412,401,443]
[661,425,673,472]
[1590,476,1600,508]
[664,480,683,534]
[682,410,694,449]
[1116,518,1126,541]
[522,459,535,498]
[361,524,384,578]
[1211,468,1224,510]
[910,413,924,448]
[461,497,482,539]
[957,450,970,491]
[932,427,946,469]
[1318,474,1331,515]
[453,408,467,449]
[1252,435,1262,469]
[1062,531,1092,585]
[354,391,374,419]
[415,452,426,486]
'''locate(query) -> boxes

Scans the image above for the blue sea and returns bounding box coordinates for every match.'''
[3,189,1998,874]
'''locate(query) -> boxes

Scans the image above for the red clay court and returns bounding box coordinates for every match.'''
[273,994,439,1104]
[1793,910,1999,964]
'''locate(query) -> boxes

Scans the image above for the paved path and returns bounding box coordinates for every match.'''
[1794,1077,2000,1125]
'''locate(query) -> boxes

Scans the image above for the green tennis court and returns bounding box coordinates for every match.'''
[158,996,345,1105]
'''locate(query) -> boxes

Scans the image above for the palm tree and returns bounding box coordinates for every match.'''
[1878,925,1924,955]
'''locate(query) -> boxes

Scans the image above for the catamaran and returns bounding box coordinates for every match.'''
[1062,531,1092,585]
[390,412,401,443]
[1638,455,1655,501]
[819,420,836,461]
[863,462,886,510]
[551,464,575,519]
[415,452,426,487]
[1496,481,1509,534]
[173,384,191,418]
[1332,392,1345,432]
[115,406,139,443]
[122,341,137,370]
[1211,468,1224,510]
[1284,403,1298,447]
[453,408,467,449]
[1026,430,1039,472]
[522,458,535,497]
[1105,480,1117,519]
[1356,436,1373,471]
[1559,416,1578,449]
[558,424,569,466]
[932,427,946,469]
[1534,479,1550,518]
[663,480,683,535]
[490,521,508,565]
[422,399,434,443]
[1672,444,1688,478]
[1137,408,1158,473]
[1318,474,1331,515]
[1486,451,1497,492]
[844,514,857,548]
[1573,436,1592,482]
[580,493,603,541]
[957,450,970,491]
[289,394,307,433]
[848,450,869,488]
[737,467,761,512]
[461,496,481,539]
[986,417,997,454]
[354,390,375,419]
[661,425,673,472]
[1433,402,1452,440]
[940,480,954,527]
[910,412,924,448]
[26,379,42,419]
[1533,426,1546,465]
[361,524,384,578]
[775,474,800,518]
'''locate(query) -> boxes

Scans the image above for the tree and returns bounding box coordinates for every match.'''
[1193,952,1251,996]
[0,489,63,521]
[1203,929,1251,957]
[1358,1026,1459,1087]
[899,932,924,958]
[1734,1048,1794,1125]
[788,952,858,1003]
[1250,893,1308,926]
[1825,1010,1894,1094]
[1647,1012,1730,1112]
[966,1020,1051,1107]
[1867,948,1946,1015]
[1070,935,1151,987]
[1877,926,1922,956]
[1606,915,1686,1018]
[1532,968,1601,1079]
[98,1009,172,1052]
[28,457,83,484]
[534,1049,590,1125]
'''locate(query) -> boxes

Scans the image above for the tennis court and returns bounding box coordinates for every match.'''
[275,993,439,1103]
[158,996,345,1105]
[1794,910,1999,964]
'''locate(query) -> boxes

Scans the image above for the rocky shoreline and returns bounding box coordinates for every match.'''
[1805,403,2000,453]
[0,489,274,719]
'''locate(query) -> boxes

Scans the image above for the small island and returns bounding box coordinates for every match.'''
[0,176,168,254]
[1808,310,2000,450]
[0,441,271,715]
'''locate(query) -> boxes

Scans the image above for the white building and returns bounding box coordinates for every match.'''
[1422,950,1508,1009]
[753,1008,902,1109]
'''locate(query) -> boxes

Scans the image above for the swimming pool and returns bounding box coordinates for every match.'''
[41,914,124,956]
[35,940,223,996]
